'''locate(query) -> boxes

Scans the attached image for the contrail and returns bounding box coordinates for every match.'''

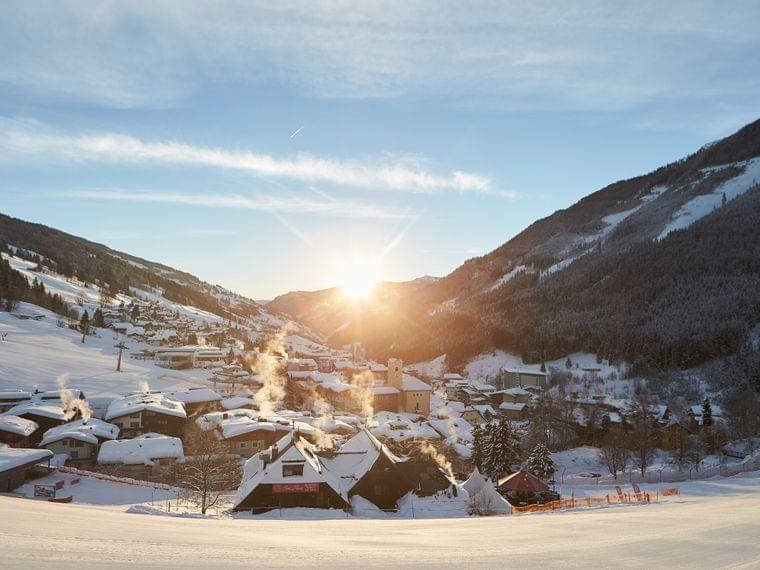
[290,126,303,138]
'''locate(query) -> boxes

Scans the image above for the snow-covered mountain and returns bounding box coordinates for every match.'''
[270,117,760,371]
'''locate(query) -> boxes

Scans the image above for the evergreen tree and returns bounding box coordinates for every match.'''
[488,418,521,480]
[481,421,497,478]
[79,309,90,344]
[92,307,105,328]
[565,357,572,369]
[722,192,727,207]
[701,397,713,427]
[524,442,555,481]
[471,423,485,471]
[130,305,140,320]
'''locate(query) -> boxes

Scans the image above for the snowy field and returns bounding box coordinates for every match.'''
[0,303,214,398]
[1,473,759,568]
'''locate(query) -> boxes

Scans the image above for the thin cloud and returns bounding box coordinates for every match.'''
[2,122,496,195]
[57,188,411,220]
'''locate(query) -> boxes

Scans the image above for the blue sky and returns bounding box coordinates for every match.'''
[1,1,759,298]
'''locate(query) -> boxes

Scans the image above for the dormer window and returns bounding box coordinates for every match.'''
[282,464,304,477]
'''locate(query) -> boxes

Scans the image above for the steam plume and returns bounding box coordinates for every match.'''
[56,373,92,421]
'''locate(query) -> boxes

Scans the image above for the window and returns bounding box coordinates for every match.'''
[130,421,139,428]
[239,441,247,449]
[374,484,388,497]
[73,440,84,447]
[70,450,79,459]
[62,440,68,446]
[282,464,304,477]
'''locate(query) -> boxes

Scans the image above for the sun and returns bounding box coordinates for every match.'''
[336,257,380,300]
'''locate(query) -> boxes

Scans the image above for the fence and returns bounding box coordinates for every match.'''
[513,490,659,514]
[57,465,173,491]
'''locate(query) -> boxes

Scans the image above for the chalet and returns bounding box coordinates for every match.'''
[499,369,548,390]
[442,373,465,383]
[491,387,533,407]
[193,348,226,368]
[220,396,258,411]
[4,402,71,443]
[38,389,87,402]
[200,410,290,458]
[163,388,222,417]
[0,390,32,413]
[97,433,185,478]
[234,428,453,513]
[286,358,319,372]
[38,418,119,462]
[154,347,195,370]
[370,413,442,444]
[0,415,38,447]
[233,432,350,512]
[317,357,336,373]
[498,402,527,421]
[461,405,497,426]
[497,470,554,506]
[328,429,416,510]
[0,448,53,493]
[105,393,186,438]
[445,380,469,401]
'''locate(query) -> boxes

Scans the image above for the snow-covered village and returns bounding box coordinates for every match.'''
[2,2,760,568]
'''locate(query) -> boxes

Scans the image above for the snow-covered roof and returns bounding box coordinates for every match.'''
[39,418,119,447]
[38,389,84,401]
[0,447,53,472]
[163,388,222,404]
[0,390,32,401]
[371,412,441,442]
[98,434,185,466]
[429,417,473,443]
[500,387,532,397]
[401,374,431,392]
[234,432,347,508]
[371,386,400,396]
[5,401,69,421]
[220,396,258,410]
[463,468,511,515]
[0,414,38,437]
[105,393,186,421]
[498,402,526,412]
[443,373,464,380]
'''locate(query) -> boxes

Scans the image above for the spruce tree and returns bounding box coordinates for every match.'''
[524,442,555,481]
[489,418,521,480]
[471,423,484,471]
[701,397,713,427]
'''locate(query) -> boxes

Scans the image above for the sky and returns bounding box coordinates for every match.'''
[1,1,759,299]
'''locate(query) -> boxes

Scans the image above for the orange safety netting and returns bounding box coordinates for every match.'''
[512,491,661,514]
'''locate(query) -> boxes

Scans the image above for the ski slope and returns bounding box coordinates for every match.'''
[0,303,212,398]
[1,473,759,568]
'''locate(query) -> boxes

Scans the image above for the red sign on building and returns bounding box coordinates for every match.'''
[272,483,320,494]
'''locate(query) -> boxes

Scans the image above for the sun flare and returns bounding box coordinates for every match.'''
[336,257,380,300]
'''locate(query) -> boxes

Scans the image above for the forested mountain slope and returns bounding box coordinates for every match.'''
[0,213,262,321]
[271,118,760,370]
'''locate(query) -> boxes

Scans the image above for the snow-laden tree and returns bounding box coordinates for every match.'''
[471,423,485,472]
[488,418,521,480]
[524,443,555,482]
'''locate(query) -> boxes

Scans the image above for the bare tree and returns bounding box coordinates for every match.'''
[599,433,629,479]
[175,428,242,514]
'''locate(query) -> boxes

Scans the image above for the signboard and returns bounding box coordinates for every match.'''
[632,483,641,494]
[272,483,320,494]
[34,485,56,498]
[663,487,680,496]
